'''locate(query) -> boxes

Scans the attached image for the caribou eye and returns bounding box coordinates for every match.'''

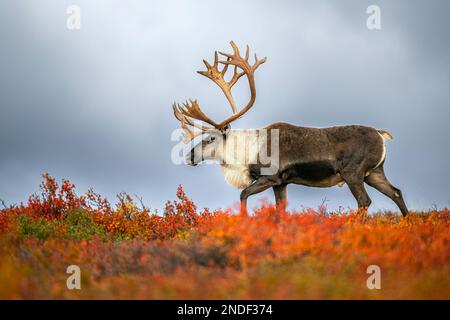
[208,136,216,143]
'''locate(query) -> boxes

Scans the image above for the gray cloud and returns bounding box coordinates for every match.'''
[1,0,449,212]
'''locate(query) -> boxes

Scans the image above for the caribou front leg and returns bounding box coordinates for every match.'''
[240,176,281,215]
[341,172,372,222]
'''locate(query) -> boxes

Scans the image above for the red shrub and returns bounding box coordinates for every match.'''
[27,173,86,219]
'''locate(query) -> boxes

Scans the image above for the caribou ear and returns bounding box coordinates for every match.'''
[221,124,231,135]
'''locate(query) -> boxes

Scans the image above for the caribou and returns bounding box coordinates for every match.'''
[172,41,409,216]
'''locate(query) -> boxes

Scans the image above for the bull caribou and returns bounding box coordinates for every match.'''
[172,41,409,216]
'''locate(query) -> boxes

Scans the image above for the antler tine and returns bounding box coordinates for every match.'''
[218,41,266,74]
[172,102,210,131]
[214,51,220,68]
[180,116,202,143]
[178,99,219,128]
[230,40,240,56]
[221,56,230,75]
[172,102,213,143]
[219,40,241,60]
[253,53,267,71]
[202,59,212,69]
[228,65,245,88]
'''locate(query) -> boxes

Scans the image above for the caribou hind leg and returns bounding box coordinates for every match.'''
[365,166,409,216]
[273,184,288,210]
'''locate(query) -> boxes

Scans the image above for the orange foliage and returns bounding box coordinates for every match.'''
[0,174,449,299]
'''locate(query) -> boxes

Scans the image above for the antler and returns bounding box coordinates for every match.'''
[172,41,266,142]
[172,102,204,143]
[214,41,267,128]
[197,50,244,114]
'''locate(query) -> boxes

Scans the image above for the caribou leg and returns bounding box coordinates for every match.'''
[273,184,287,210]
[341,171,372,216]
[240,176,281,215]
[365,166,409,216]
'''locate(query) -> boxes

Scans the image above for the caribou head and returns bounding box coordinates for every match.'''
[173,41,266,167]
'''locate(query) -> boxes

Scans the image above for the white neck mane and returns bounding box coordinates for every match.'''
[220,164,253,189]
[218,130,260,189]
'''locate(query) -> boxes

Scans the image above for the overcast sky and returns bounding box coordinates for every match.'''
[1,0,449,213]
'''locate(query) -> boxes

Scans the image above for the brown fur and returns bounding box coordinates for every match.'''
[242,122,409,216]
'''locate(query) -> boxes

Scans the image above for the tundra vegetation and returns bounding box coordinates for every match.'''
[0,174,448,299]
